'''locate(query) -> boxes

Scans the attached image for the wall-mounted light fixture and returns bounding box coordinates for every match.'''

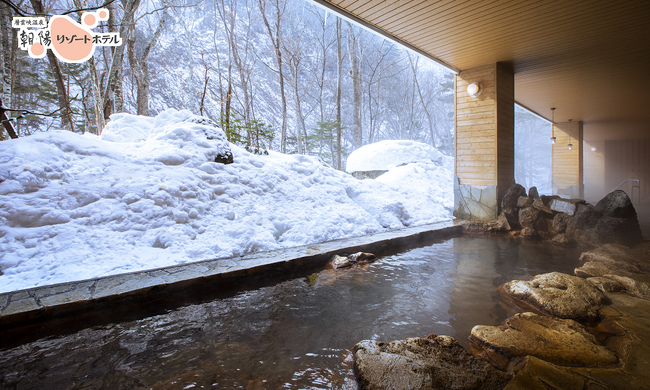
[467,82,482,97]
[567,119,573,150]
[550,108,557,144]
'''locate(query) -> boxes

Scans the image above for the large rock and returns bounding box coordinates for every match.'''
[565,204,602,246]
[595,189,638,219]
[576,244,650,278]
[516,197,533,208]
[501,183,526,216]
[504,356,611,390]
[602,275,650,300]
[532,198,554,214]
[470,312,618,367]
[501,272,609,323]
[353,335,511,390]
[528,187,539,199]
[518,207,547,235]
[595,216,644,247]
[552,213,570,234]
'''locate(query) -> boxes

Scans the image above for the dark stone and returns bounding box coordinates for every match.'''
[552,213,570,234]
[498,212,520,231]
[528,186,539,198]
[521,227,537,237]
[519,207,547,234]
[595,216,644,247]
[517,196,533,208]
[501,182,526,216]
[565,204,602,238]
[214,150,234,164]
[595,190,637,219]
[353,335,511,390]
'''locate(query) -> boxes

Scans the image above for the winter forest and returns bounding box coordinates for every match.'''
[1,0,551,182]
[1,0,456,168]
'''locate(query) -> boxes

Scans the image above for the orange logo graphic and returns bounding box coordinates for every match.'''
[13,9,121,63]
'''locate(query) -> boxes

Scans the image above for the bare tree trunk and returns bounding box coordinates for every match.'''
[335,18,342,169]
[30,0,74,131]
[128,11,166,116]
[346,22,362,149]
[103,0,141,119]
[258,0,287,153]
[0,2,12,140]
[408,52,439,147]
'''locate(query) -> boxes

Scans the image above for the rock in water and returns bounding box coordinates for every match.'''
[502,272,609,323]
[353,335,511,390]
[471,312,617,367]
[331,252,377,269]
[331,255,354,269]
[349,252,377,264]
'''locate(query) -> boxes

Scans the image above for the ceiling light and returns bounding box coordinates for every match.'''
[567,119,573,150]
[550,108,556,144]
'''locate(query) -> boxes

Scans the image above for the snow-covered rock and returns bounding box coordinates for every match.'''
[346,140,446,173]
[0,110,453,293]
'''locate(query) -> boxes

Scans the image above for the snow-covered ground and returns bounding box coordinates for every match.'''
[0,109,453,293]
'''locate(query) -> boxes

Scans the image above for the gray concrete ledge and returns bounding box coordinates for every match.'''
[0,221,461,331]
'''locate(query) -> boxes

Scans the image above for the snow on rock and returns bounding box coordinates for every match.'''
[346,140,445,173]
[0,110,453,293]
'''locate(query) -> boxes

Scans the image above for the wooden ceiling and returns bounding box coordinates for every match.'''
[312,0,650,136]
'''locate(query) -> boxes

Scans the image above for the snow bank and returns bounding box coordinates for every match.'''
[346,140,445,172]
[0,110,453,293]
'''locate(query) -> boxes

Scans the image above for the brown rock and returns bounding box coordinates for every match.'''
[552,213,570,234]
[517,196,533,208]
[550,233,571,245]
[595,189,638,219]
[502,183,527,216]
[470,312,618,367]
[354,335,511,390]
[518,207,547,235]
[587,277,625,293]
[603,275,650,300]
[565,204,602,238]
[528,187,539,199]
[532,198,554,214]
[503,356,608,390]
[502,272,610,323]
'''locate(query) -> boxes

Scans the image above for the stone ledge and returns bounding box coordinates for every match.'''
[0,221,461,331]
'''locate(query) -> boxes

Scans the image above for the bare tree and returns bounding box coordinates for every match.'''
[103,0,141,119]
[29,0,74,131]
[258,0,287,152]
[127,7,166,116]
[346,21,362,149]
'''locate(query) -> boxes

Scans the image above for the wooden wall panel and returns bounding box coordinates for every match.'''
[455,64,496,186]
[604,139,650,205]
[552,121,583,197]
[455,62,514,203]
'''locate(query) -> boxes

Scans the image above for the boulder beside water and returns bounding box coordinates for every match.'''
[353,335,511,390]
[470,312,618,367]
[501,272,609,323]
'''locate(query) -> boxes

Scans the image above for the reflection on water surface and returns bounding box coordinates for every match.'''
[0,236,582,389]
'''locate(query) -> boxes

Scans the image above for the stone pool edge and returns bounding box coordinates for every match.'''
[0,221,461,330]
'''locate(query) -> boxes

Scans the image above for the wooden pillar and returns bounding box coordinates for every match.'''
[552,121,584,198]
[454,62,514,220]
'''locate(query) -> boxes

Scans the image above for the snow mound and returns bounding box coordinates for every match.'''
[0,111,453,293]
[346,140,445,172]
